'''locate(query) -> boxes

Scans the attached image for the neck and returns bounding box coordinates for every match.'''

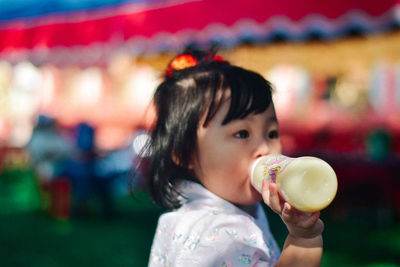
[235,203,259,218]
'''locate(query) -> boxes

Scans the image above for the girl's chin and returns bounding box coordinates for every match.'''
[243,184,263,204]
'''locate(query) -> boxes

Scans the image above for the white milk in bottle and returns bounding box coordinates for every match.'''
[250,154,338,212]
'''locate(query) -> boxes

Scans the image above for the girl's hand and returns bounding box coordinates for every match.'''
[261,179,324,239]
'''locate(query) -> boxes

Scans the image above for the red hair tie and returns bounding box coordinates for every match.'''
[209,55,227,62]
[166,54,227,78]
[166,54,198,77]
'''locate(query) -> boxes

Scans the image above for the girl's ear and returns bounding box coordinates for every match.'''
[187,161,194,170]
[187,150,196,170]
[172,153,194,169]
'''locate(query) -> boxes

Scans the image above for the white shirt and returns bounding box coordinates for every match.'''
[149,180,280,267]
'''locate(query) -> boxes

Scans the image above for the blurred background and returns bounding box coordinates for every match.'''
[0,0,400,266]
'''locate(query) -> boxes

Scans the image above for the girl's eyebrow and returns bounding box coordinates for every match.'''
[268,116,278,123]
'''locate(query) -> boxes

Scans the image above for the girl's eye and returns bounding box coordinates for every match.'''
[268,130,279,139]
[234,130,249,139]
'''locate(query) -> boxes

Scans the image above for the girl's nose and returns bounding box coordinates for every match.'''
[255,138,270,158]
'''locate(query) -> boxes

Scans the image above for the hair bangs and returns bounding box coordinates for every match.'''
[222,67,273,125]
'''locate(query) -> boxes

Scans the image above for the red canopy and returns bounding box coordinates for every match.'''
[0,0,399,65]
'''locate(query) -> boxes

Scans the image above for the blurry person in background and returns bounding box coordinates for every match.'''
[65,122,97,217]
[27,114,72,183]
[27,114,73,213]
[66,122,130,219]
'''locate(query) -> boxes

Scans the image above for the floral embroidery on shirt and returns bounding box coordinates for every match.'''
[151,250,166,264]
[206,228,220,241]
[209,204,225,215]
[221,261,232,267]
[265,239,276,258]
[243,234,257,245]
[225,228,238,238]
[238,254,251,265]
[172,232,183,241]
[184,234,201,251]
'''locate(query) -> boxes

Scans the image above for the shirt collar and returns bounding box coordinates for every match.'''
[178,180,261,219]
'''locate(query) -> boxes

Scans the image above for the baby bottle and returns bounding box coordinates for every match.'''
[250,154,338,212]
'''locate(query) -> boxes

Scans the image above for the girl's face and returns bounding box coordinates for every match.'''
[192,99,282,205]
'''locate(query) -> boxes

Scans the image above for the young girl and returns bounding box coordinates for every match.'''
[142,50,324,266]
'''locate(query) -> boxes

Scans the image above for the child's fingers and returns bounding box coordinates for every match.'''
[282,207,321,228]
[281,202,294,222]
[282,206,324,238]
[299,211,321,228]
[261,179,270,204]
[268,183,282,213]
[262,179,282,214]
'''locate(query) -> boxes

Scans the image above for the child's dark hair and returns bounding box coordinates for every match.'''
[140,49,274,210]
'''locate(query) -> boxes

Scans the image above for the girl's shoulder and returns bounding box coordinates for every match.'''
[151,204,280,266]
[156,201,261,240]
[155,180,269,240]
